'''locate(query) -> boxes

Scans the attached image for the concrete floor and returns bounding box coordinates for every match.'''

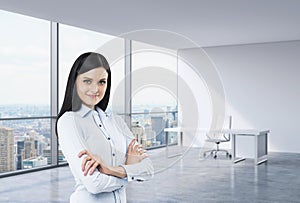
[1,147,300,203]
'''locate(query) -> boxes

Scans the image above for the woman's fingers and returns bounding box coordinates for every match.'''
[79,149,105,176]
[81,156,91,171]
[128,139,147,155]
[132,143,142,153]
[128,139,136,153]
[84,159,96,176]
[141,153,149,159]
[140,149,147,155]
[78,149,89,158]
[89,161,99,175]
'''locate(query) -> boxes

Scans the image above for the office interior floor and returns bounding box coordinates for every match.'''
[1,147,300,203]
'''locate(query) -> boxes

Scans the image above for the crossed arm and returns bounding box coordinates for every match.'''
[58,112,153,194]
[78,138,148,178]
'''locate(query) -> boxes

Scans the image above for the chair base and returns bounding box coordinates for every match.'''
[203,148,232,159]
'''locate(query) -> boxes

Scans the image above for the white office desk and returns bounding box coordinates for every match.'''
[210,129,270,165]
[165,128,270,164]
[164,128,270,164]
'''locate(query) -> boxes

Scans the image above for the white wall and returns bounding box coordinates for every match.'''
[178,40,300,153]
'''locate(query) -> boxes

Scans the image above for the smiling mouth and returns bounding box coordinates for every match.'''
[87,95,100,98]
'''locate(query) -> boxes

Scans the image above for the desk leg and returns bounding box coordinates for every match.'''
[255,132,268,165]
[232,133,246,164]
[255,134,258,164]
[165,132,169,157]
[232,133,235,163]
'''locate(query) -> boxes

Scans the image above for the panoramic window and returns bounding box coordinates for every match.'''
[0,10,50,173]
[131,41,178,148]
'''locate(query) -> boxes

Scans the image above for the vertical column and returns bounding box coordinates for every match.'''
[50,22,59,166]
[265,132,268,156]
[124,39,132,128]
[254,134,258,165]
[232,134,236,163]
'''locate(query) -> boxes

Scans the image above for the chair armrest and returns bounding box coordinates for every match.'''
[222,133,230,141]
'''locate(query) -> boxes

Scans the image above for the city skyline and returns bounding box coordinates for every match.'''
[0,103,178,174]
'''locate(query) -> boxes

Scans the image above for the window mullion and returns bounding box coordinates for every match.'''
[50,21,59,166]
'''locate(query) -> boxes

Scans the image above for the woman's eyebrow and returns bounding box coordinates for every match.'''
[82,77,92,80]
[82,76,106,80]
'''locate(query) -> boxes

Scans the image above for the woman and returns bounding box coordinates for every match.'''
[56,52,154,202]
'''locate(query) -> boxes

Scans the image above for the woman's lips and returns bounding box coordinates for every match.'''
[87,94,99,98]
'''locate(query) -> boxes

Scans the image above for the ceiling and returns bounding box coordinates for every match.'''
[0,0,300,49]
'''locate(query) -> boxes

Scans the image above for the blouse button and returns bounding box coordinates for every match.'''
[99,124,102,127]
[112,153,115,156]
[108,137,111,140]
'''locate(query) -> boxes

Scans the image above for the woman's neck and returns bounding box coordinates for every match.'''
[82,103,95,110]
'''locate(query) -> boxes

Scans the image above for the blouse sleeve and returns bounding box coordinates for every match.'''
[57,112,127,194]
[114,115,154,182]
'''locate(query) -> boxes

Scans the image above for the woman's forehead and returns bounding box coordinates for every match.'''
[79,67,108,79]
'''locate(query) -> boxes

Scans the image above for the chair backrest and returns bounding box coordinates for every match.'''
[222,115,232,140]
[228,115,232,130]
[207,115,232,140]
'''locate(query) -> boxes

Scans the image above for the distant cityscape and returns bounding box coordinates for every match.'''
[0,104,178,174]
[131,105,178,148]
[0,104,59,174]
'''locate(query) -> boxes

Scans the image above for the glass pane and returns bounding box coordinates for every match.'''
[131,41,178,148]
[0,10,52,174]
[0,10,50,118]
[0,119,51,173]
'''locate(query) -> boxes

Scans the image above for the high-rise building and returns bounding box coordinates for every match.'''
[16,140,25,170]
[16,136,38,169]
[151,116,166,145]
[0,127,15,173]
[22,137,38,160]
[43,147,65,164]
[144,122,156,147]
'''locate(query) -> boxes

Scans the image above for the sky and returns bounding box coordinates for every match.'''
[0,9,177,110]
[0,9,50,105]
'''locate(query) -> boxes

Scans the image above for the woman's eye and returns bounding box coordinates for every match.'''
[83,80,91,84]
[99,80,106,85]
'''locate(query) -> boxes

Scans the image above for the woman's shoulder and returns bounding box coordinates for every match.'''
[59,111,75,118]
[57,111,79,125]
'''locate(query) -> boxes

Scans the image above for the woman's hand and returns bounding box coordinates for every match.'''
[78,150,111,176]
[125,139,148,165]
[78,150,127,178]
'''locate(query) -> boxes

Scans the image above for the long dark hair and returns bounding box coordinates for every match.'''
[55,52,111,136]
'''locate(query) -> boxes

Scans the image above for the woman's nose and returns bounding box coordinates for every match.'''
[90,83,99,92]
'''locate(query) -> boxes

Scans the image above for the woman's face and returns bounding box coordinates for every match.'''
[76,67,108,109]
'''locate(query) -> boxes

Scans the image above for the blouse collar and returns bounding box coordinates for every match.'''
[76,104,108,120]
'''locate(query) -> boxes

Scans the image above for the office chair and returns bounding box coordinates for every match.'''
[203,115,232,159]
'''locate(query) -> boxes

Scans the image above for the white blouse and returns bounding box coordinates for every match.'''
[57,105,154,203]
